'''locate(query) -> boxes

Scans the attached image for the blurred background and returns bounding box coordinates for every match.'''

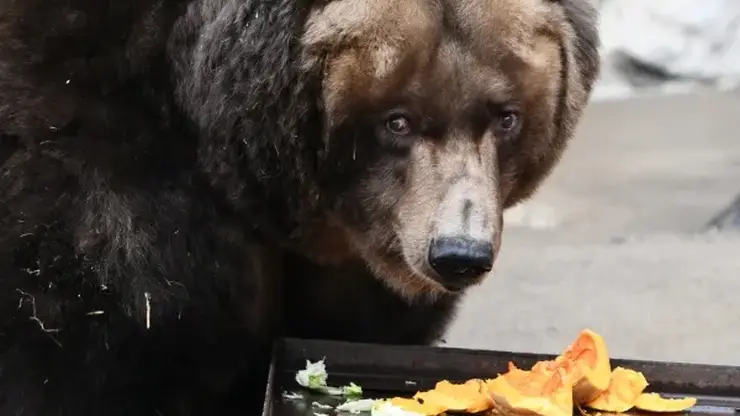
[444,0,740,366]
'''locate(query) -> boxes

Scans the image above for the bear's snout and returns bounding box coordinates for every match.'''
[423,175,499,290]
[427,236,494,291]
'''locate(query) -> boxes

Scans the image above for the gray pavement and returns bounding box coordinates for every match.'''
[442,90,740,366]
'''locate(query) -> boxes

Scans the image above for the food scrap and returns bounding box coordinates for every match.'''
[486,364,573,416]
[384,329,697,415]
[335,399,377,413]
[292,329,698,415]
[633,393,699,413]
[585,367,649,413]
[370,401,425,416]
[295,358,363,397]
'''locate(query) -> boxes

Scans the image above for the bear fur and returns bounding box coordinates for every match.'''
[0,0,600,415]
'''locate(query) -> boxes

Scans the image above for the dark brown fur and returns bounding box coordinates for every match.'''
[0,0,600,414]
[295,0,600,299]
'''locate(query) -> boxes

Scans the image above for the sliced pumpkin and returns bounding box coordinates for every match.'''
[386,379,493,415]
[531,329,612,404]
[413,379,493,413]
[485,363,573,416]
[634,392,698,413]
[368,329,697,416]
[585,367,649,413]
[387,397,446,415]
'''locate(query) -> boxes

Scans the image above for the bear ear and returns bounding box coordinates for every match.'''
[556,0,601,94]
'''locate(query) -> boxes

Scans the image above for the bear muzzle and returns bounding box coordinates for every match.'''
[423,176,499,291]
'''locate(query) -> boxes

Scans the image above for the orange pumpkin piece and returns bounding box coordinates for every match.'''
[532,329,612,404]
[585,367,649,413]
[413,379,494,413]
[387,379,493,415]
[485,362,573,416]
[633,392,697,413]
[387,397,446,415]
[377,329,698,416]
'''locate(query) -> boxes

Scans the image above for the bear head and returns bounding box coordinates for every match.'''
[174,0,600,303]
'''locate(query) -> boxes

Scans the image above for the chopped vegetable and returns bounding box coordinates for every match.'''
[282,391,303,400]
[296,359,330,390]
[336,398,378,413]
[295,359,364,397]
[324,381,363,397]
[311,401,334,410]
[343,382,363,397]
[634,392,698,413]
[292,330,698,416]
[371,401,425,416]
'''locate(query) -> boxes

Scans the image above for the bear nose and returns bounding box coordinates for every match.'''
[427,237,494,290]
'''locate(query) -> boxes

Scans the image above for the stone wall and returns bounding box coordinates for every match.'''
[594,0,740,101]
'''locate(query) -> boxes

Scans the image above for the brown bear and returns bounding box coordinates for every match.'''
[0,0,600,415]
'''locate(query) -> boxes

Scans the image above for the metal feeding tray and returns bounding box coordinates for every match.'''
[262,337,740,416]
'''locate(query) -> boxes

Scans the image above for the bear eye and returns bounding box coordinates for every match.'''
[385,114,412,136]
[495,109,521,133]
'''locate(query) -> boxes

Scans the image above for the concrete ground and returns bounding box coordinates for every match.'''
[442,90,740,366]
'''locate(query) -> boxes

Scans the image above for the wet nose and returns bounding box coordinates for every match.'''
[428,236,494,289]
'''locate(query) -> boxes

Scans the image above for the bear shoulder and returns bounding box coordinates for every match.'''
[0,1,288,414]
